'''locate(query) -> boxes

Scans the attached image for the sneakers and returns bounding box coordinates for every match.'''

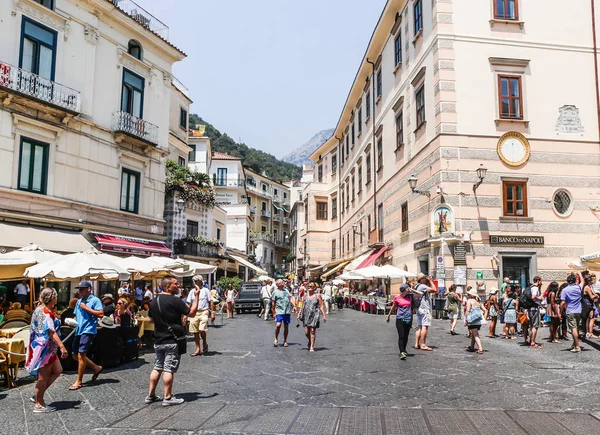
[29,396,35,403]
[33,406,56,413]
[144,395,161,404]
[273,338,278,347]
[400,352,407,360]
[162,396,185,406]
[570,347,582,353]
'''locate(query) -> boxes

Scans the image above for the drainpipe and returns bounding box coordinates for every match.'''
[592,0,600,143]
[366,59,378,243]
[335,136,343,258]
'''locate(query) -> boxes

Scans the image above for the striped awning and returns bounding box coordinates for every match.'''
[321,261,350,280]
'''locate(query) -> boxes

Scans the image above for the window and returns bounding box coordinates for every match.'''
[378,204,384,242]
[553,189,573,217]
[394,34,402,66]
[332,154,337,174]
[216,228,222,240]
[188,144,196,162]
[359,222,363,244]
[178,156,186,167]
[120,168,140,213]
[346,184,350,209]
[332,239,336,259]
[18,137,49,194]
[216,168,227,186]
[346,135,349,157]
[351,173,355,201]
[358,109,363,134]
[366,154,372,184]
[332,197,338,219]
[401,202,408,232]
[414,0,423,36]
[261,201,267,211]
[377,138,383,171]
[316,201,328,220]
[274,188,278,197]
[179,108,187,129]
[34,0,53,8]
[358,165,363,191]
[317,165,323,182]
[415,85,425,129]
[353,230,356,251]
[127,40,142,60]
[498,75,523,120]
[503,181,527,217]
[261,225,267,232]
[262,183,268,193]
[341,140,345,162]
[341,235,345,255]
[396,111,404,149]
[366,91,371,119]
[20,18,57,80]
[368,215,372,233]
[376,69,382,98]
[121,69,145,118]
[494,0,518,20]
[341,186,345,211]
[351,123,355,146]
[347,232,350,252]
[187,220,199,237]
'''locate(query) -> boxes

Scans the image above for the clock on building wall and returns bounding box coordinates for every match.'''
[497,131,530,167]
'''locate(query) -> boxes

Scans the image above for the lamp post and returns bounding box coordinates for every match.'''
[473,164,488,193]
[408,174,431,197]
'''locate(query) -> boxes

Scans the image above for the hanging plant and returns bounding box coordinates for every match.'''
[165,160,216,208]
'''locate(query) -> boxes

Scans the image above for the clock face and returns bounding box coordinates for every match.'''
[497,132,530,166]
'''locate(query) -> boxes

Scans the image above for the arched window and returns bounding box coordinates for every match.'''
[128,40,142,60]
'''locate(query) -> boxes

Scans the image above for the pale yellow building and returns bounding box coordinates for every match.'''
[301,0,600,291]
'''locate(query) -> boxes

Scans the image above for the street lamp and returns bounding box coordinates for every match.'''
[165,197,185,215]
[351,223,362,236]
[472,164,488,193]
[407,174,431,198]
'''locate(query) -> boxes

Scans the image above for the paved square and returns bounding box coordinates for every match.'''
[2,309,600,434]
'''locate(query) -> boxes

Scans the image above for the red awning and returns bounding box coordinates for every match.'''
[92,232,171,257]
[355,246,389,270]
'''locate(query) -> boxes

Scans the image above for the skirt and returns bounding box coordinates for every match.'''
[504,309,517,324]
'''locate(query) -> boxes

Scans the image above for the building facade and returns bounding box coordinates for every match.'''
[302,0,600,291]
[0,0,185,256]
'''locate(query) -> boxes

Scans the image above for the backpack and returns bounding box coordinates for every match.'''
[519,286,535,309]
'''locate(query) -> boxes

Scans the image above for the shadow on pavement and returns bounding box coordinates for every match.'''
[177,392,219,402]
[51,400,82,410]
[85,378,120,386]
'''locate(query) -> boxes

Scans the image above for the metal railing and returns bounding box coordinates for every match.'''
[260,210,271,218]
[282,217,290,225]
[273,194,281,202]
[212,176,245,187]
[250,233,273,244]
[274,238,290,249]
[184,243,219,258]
[247,184,272,199]
[111,0,169,40]
[0,61,81,112]
[112,111,159,145]
[272,214,281,222]
[282,197,290,205]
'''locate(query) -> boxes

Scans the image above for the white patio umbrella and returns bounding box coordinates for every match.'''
[0,245,61,280]
[171,257,217,276]
[338,272,365,280]
[25,249,130,280]
[353,265,416,279]
[118,256,172,277]
[258,275,271,281]
[332,279,346,286]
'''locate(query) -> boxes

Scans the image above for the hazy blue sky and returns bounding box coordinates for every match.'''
[141,0,387,158]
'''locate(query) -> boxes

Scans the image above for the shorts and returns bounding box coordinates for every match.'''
[528,308,541,328]
[153,343,180,374]
[189,310,209,333]
[468,325,482,331]
[276,314,291,324]
[566,313,582,331]
[448,312,458,319]
[72,333,95,354]
[417,311,431,327]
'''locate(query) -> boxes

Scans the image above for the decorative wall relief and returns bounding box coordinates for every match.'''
[556,105,584,133]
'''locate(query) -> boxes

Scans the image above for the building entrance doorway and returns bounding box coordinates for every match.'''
[502,256,530,288]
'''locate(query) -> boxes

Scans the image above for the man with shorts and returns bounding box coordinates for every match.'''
[271,279,295,347]
[69,281,104,390]
[561,273,583,353]
[413,273,437,351]
[528,276,544,349]
[147,276,200,406]
[187,276,214,357]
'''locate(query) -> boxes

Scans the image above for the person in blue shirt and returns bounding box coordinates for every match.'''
[69,281,104,391]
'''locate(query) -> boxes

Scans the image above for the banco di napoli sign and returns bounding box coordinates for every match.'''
[489,235,544,246]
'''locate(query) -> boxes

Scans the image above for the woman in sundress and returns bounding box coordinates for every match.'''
[299,283,327,352]
[503,286,518,340]
[464,289,484,354]
[26,288,68,413]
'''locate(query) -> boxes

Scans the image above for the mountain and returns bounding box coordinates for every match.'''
[282,129,335,167]
[189,114,302,180]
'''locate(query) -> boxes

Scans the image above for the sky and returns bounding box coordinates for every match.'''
[139,0,387,158]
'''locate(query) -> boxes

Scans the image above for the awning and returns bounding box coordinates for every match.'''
[321,261,350,280]
[355,245,389,270]
[0,223,92,253]
[281,206,290,213]
[92,232,171,257]
[228,254,269,275]
[344,251,372,272]
[273,204,284,211]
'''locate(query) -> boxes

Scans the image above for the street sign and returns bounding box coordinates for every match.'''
[454,243,467,265]
[476,271,483,280]
[454,265,467,285]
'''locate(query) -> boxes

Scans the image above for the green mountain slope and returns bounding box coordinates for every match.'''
[189,114,301,180]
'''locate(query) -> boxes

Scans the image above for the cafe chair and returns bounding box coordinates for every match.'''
[0,348,14,388]
[137,310,148,318]
[0,320,28,330]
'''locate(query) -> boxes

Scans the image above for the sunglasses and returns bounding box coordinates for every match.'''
[117,302,124,305]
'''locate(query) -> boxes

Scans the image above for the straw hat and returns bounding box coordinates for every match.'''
[99,316,117,329]
[489,288,499,294]
[467,288,478,297]
[416,273,427,281]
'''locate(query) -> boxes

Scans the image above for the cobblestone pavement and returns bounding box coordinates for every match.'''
[2,308,600,434]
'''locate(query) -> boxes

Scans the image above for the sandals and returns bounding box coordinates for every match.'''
[476,350,484,355]
[203,344,209,353]
[91,367,103,382]
[466,347,476,352]
[283,342,288,347]
[530,343,543,349]
[419,346,433,351]
[190,352,202,357]
[68,384,83,391]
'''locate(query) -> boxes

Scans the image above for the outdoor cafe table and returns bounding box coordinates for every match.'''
[0,328,22,339]
[136,317,154,338]
[0,337,26,377]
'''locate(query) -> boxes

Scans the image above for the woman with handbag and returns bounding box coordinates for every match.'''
[464,289,484,354]
[486,288,500,338]
[503,287,518,340]
[546,281,561,343]
[443,284,460,335]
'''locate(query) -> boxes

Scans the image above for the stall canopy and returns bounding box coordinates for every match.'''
[355,246,389,270]
[352,265,416,279]
[228,254,268,276]
[0,223,92,253]
[343,252,372,273]
[0,245,61,280]
[91,232,171,257]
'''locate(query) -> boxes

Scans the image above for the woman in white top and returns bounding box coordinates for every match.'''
[225,283,238,319]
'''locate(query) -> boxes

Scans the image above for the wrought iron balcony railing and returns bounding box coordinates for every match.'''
[0,61,81,113]
[112,111,159,145]
[250,233,273,244]
[272,214,281,222]
[212,176,245,187]
[111,0,169,40]
[260,210,271,218]
[174,239,219,258]
[282,217,290,225]
[273,194,281,203]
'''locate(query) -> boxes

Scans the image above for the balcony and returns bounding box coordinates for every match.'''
[274,238,290,249]
[212,176,245,188]
[282,217,290,225]
[249,205,256,214]
[111,0,169,40]
[0,61,81,114]
[174,240,219,258]
[250,232,273,244]
[260,210,271,219]
[112,111,159,146]
[282,197,290,206]
[247,184,272,199]
[273,194,281,203]
[272,214,281,223]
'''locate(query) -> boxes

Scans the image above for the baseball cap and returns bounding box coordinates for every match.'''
[400,284,410,292]
[102,293,114,301]
[75,280,92,289]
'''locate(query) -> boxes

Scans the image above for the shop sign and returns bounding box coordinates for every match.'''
[490,235,544,246]
[454,265,467,285]
[414,239,431,250]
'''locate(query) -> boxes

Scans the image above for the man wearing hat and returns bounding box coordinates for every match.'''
[413,273,438,351]
[70,281,104,391]
[102,293,116,316]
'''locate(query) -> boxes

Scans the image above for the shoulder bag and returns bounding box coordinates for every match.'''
[156,295,187,355]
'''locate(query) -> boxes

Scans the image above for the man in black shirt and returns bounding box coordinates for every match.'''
[146,276,199,406]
